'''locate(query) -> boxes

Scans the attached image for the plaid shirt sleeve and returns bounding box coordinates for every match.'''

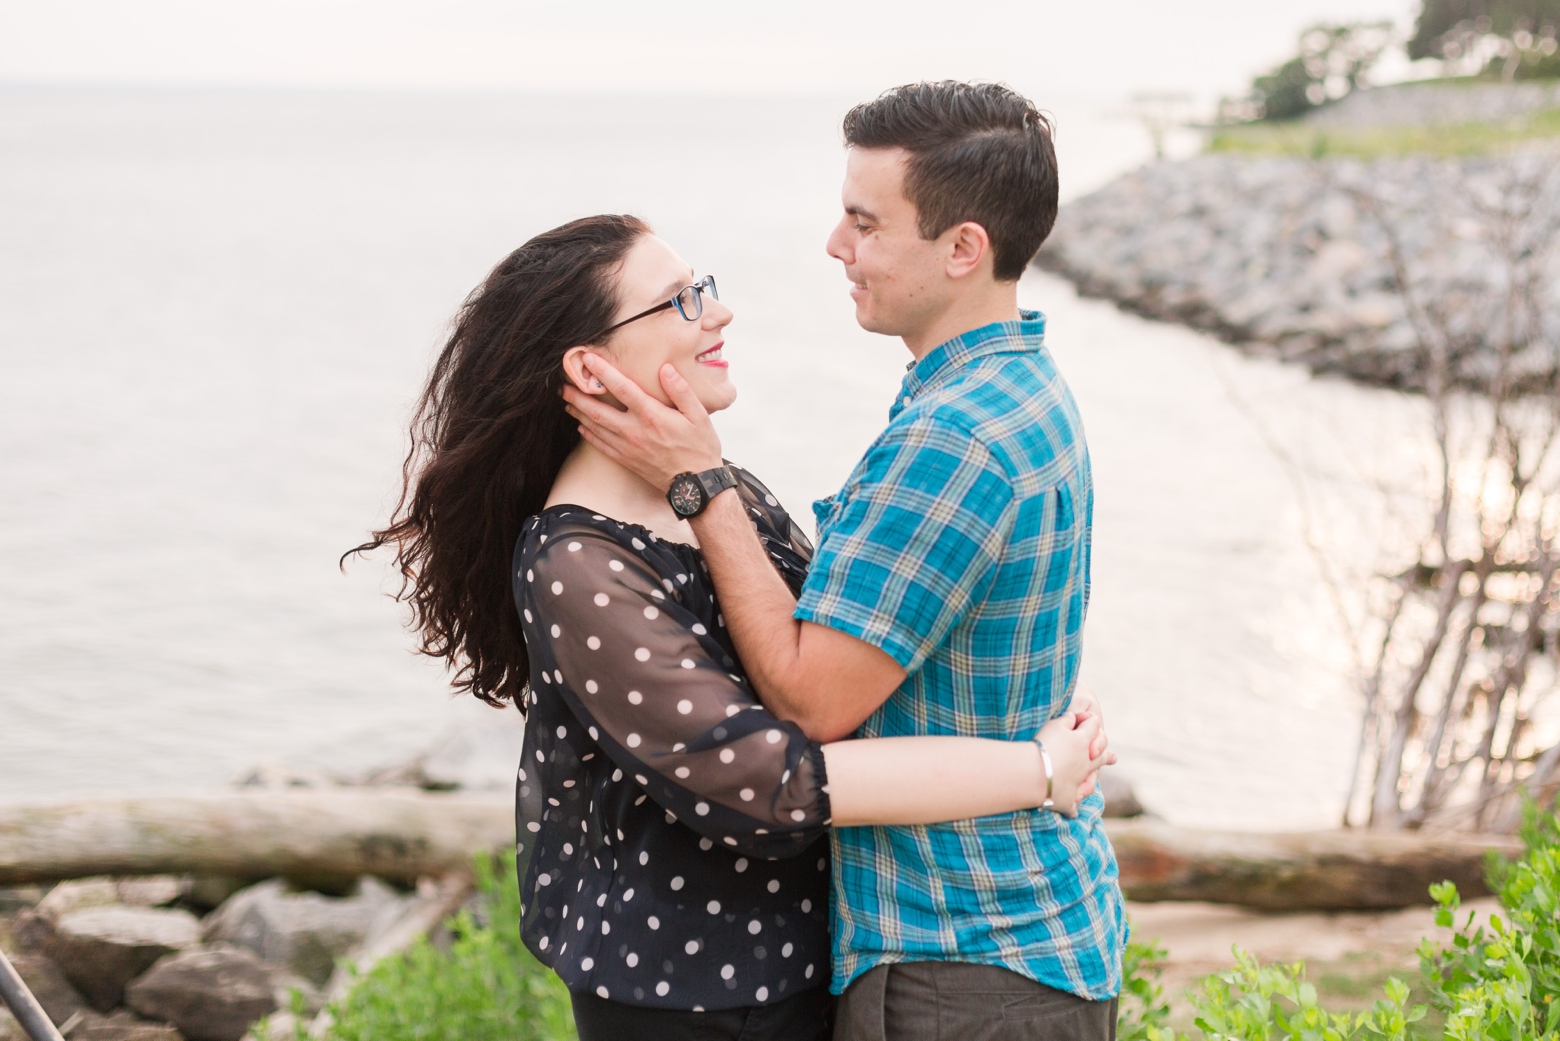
[795,412,1016,675]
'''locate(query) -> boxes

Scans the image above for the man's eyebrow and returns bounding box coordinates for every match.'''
[845,204,880,223]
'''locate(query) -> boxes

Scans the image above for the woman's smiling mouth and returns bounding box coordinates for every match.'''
[695,343,727,367]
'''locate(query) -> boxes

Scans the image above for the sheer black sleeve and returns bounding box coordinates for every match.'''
[523,529,830,859]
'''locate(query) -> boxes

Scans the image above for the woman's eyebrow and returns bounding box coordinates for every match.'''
[651,273,694,299]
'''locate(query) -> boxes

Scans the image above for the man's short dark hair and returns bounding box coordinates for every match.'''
[842,81,1058,282]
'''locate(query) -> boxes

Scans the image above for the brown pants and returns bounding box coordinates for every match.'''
[834,961,1118,1041]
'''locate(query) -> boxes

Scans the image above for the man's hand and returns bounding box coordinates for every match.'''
[561,354,723,491]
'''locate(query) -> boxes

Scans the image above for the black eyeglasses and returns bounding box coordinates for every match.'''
[603,275,718,335]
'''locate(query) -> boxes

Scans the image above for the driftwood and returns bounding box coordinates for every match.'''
[1109,818,1522,910]
[0,794,1522,910]
[0,792,512,888]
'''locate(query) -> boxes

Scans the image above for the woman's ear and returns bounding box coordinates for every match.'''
[562,346,609,395]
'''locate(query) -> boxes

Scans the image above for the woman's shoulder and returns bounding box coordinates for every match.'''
[515,506,684,575]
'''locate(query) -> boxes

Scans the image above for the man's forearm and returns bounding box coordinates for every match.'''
[688,490,810,720]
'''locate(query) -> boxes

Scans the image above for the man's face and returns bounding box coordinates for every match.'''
[826,147,952,339]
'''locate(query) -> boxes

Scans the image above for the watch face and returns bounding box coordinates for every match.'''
[668,475,705,517]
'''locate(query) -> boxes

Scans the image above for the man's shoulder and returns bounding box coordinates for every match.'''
[901,350,1086,486]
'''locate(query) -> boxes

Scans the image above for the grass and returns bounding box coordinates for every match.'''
[1206,108,1560,158]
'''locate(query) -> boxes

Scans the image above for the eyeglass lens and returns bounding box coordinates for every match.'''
[672,276,718,321]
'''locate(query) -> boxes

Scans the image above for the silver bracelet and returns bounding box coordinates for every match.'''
[1032,737,1055,811]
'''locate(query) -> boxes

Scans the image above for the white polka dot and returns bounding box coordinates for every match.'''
[576,917,584,930]
[725,705,740,717]
[756,986,769,1001]
[601,921,610,934]
[587,636,601,650]
[801,899,812,913]
[551,581,564,595]
[677,699,693,714]
[721,964,735,980]
[539,935,549,950]
[537,873,551,886]
[782,942,794,957]
[632,538,646,550]
[765,494,779,506]
[748,919,761,934]
[791,810,806,822]
[707,900,721,914]
[628,690,643,704]
[624,888,634,901]
[805,964,814,979]
[523,609,533,623]
[675,766,691,779]
[648,916,660,930]
[699,837,713,850]
[635,648,651,661]
[691,623,707,635]
[719,749,735,764]
[555,670,564,683]
[695,802,710,815]
[550,624,561,638]
[644,606,659,619]
[735,858,749,872]
[657,981,670,996]
[538,534,546,542]
[526,569,534,582]
[670,876,684,891]
[594,593,610,606]
[609,560,625,572]
[680,658,695,669]
[685,939,699,955]
[596,986,610,998]
[527,821,540,833]
[639,851,649,865]
[652,588,665,600]
[567,541,582,552]
[535,750,545,763]
[739,788,754,802]
[581,956,594,970]
[595,893,606,906]
[585,680,598,694]
[723,836,737,845]
[612,768,623,781]
[626,952,639,967]
[556,725,567,738]
[766,729,783,744]
[663,579,675,592]
[767,879,780,893]
[626,733,641,748]
[673,742,686,752]
[636,774,649,785]
[563,842,573,855]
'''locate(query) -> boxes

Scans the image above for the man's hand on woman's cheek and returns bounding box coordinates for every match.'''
[560,353,724,491]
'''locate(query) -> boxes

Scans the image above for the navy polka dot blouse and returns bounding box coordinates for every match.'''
[512,467,832,1012]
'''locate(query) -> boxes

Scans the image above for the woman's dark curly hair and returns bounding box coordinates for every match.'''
[350,214,651,711]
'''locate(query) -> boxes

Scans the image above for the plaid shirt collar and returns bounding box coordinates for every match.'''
[892,309,1047,420]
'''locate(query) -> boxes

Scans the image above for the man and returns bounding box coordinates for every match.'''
[566,80,1124,1040]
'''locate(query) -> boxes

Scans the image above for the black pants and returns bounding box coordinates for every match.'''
[571,984,834,1041]
[834,961,1117,1041]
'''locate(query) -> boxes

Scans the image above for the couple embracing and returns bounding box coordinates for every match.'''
[369,81,1127,1041]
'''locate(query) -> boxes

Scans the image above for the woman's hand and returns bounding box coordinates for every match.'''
[1035,712,1113,818]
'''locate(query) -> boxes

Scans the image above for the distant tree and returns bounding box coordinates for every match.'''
[1239,22,1396,123]
[1409,0,1560,79]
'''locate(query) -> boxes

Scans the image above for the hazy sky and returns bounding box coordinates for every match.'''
[4,0,1422,106]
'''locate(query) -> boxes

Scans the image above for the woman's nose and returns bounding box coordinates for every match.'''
[705,298,734,328]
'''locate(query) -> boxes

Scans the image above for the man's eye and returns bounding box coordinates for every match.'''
[854,223,871,234]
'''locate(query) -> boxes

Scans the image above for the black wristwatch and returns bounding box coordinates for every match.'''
[666,465,737,518]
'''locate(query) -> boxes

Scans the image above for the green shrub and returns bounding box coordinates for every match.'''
[267,851,576,1041]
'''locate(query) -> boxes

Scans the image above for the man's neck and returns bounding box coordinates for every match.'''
[902,281,1023,361]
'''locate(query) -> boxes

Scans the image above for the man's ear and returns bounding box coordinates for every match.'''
[943,221,993,280]
[562,346,609,395]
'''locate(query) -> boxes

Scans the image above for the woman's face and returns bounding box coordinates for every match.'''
[588,234,737,413]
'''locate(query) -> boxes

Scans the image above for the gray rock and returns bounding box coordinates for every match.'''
[202,878,404,986]
[48,906,201,1011]
[1100,772,1147,818]
[126,946,276,1041]
[4,952,88,1025]
[0,885,46,914]
[69,1010,184,1041]
[114,878,186,909]
[9,909,57,952]
[37,878,121,919]
[0,1010,21,1041]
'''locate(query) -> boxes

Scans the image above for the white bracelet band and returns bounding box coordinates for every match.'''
[1033,738,1055,811]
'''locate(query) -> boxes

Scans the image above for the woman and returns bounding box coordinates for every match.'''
[360,215,1110,1041]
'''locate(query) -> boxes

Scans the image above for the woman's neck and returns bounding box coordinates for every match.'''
[545,441,698,546]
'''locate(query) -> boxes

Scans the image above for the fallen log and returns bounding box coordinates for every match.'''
[0,792,512,888]
[0,794,1523,910]
[1109,818,1522,910]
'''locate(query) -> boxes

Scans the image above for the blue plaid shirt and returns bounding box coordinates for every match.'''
[795,311,1125,1000]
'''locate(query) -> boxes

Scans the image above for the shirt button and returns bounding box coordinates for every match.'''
[901,396,913,407]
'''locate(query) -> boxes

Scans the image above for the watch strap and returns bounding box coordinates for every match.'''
[694,465,738,501]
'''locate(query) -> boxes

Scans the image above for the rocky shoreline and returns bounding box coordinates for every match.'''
[1036,149,1560,394]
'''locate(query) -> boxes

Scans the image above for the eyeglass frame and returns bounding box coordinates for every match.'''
[601,275,718,335]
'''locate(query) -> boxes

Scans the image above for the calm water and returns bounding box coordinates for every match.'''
[0,88,1428,828]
